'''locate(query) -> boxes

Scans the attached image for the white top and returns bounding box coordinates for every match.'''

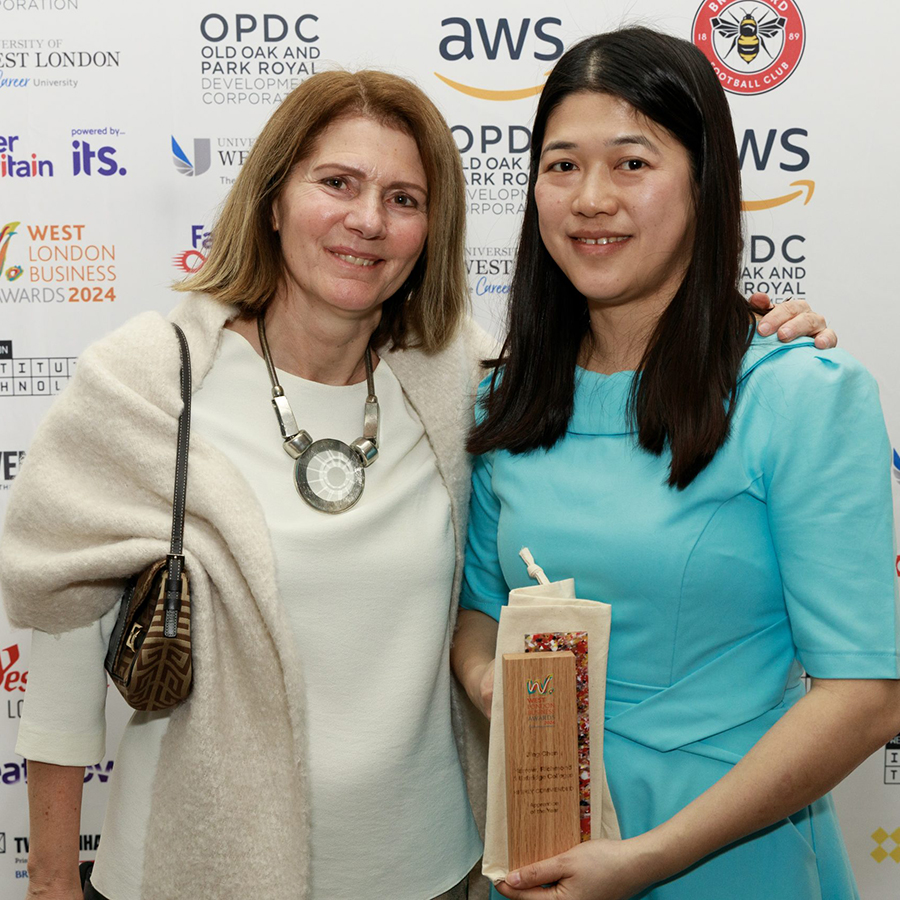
[17,328,481,900]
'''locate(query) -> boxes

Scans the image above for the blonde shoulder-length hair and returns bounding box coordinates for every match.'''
[175,70,468,352]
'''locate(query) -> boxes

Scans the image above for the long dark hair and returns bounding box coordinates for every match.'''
[467,27,754,488]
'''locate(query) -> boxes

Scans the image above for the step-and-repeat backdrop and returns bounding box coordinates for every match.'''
[0,1,897,896]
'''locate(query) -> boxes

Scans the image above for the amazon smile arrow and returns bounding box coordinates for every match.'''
[742,180,815,211]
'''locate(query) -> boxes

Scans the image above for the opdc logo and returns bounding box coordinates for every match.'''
[200,13,319,43]
[435,17,563,101]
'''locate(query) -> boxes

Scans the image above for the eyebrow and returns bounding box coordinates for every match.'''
[311,162,428,196]
[540,134,659,157]
[608,134,658,151]
[540,140,577,157]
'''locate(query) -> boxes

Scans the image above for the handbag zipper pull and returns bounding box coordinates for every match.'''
[163,553,185,638]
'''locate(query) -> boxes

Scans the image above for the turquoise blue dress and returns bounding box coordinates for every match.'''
[461,336,899,900]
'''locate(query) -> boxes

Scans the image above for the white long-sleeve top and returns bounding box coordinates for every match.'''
[17,328,482,900]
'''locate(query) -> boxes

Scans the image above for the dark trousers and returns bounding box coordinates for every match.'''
[79,862,109,900]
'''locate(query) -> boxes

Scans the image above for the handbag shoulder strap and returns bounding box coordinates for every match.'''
[164,323,191,638]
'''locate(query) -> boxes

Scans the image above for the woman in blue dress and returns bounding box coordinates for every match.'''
[451,27,900,900]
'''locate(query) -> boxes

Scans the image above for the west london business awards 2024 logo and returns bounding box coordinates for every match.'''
[692,1,806,95]
[0,220,117,305]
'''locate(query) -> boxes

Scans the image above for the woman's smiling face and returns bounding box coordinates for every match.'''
[534,91,696,312]
[271,115,429,323]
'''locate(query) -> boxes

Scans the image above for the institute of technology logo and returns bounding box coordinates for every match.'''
[692,1,806,95]
[171,137,210,177]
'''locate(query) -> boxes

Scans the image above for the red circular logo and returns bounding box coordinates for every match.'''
[692,1,806,95]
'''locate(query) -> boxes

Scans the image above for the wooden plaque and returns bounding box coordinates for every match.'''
[503,651,580,871]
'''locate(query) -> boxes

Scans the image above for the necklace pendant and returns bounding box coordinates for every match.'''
[257,315,377,515]
[294,438,365,513]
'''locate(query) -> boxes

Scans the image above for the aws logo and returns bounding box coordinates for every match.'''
[435,17,563,101]
[693,1,806,96]
[738,127,814,212]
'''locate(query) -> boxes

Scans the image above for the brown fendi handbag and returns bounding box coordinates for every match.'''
[104,323,193,711]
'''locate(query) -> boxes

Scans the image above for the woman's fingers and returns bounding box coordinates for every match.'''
[813,328,838,349]
[747,291,774,312]
[756,297,811,336]
[496,884,559,899]
[756,298,835,346]
[496,853,570,898]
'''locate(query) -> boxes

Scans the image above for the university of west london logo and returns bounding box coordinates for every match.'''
[171,137,210,177]
[692,1,806,95]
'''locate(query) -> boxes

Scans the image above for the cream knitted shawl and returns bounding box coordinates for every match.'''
[0,293,493,900]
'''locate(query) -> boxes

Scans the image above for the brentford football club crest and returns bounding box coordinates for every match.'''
[692,1,806,95]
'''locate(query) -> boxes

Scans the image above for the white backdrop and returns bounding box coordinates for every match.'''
[0,0,898,896]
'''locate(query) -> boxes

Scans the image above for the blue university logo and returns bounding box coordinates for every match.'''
[171,137,210,177]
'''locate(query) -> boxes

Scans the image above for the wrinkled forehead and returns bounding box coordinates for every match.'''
[298,109,416,165]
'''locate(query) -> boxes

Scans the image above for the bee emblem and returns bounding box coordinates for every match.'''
[711,7,787,65]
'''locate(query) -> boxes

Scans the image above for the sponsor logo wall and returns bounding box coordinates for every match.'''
[0,1,896,897]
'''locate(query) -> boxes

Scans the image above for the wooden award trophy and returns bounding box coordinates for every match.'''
[503,651,580,871]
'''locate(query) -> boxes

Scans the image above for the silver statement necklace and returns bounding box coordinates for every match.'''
[257,315,379,514]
